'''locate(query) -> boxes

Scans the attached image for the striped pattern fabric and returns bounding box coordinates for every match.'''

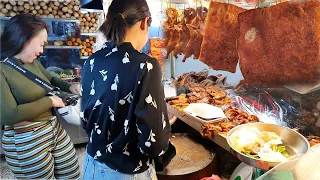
[1,117,80,179]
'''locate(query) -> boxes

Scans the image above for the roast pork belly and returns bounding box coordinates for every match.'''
[238,0,320,85]
[199,2,245,73]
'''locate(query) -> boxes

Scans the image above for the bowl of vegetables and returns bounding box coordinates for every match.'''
[226,123,309,170]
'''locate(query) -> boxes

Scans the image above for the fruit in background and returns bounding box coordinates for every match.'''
[80,12,100,33]
[67,37,82,47]
[80,36,96,57]
[54,41,64,46]
[0,0,80,18]
[67,41,73,46]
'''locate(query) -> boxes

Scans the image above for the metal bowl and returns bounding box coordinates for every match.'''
[226,123,309,170]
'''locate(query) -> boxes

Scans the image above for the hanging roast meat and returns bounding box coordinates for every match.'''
[184,8,197,24]
[165,26,180,59]
[166,8,178,24]
[163,8,178,46]
[173,22,191,58]
[196,6,208,21]
[190,15,201,29]
[182,27,203,62]
[199,2,246,73]
[190,7,208,29]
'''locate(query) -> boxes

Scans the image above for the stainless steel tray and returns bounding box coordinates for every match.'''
[166,102,231,152]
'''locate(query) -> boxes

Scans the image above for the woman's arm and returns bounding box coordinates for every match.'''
[135,59,172,161]
[0,72,53,125]
[35,60,72,93]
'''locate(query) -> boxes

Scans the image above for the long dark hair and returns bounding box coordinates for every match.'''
[99,0,151,46]
[0,14,49,59]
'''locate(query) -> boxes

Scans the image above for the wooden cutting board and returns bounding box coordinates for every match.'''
[157,133,217,180]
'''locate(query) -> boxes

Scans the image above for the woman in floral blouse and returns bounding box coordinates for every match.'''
[80,0,174,179]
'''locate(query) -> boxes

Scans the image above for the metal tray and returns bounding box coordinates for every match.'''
[166,97,225,124]
[166,101,231,152]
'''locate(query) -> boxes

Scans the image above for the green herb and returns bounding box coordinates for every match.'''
[241,145,290,160]
[275,145,290,158]
[242,151,260,159]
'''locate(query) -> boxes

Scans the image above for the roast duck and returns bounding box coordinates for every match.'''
[163,7,208,62]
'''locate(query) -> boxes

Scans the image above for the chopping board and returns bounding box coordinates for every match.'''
[157,133,217,180]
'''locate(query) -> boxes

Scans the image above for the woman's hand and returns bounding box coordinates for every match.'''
[49,95,66,108]
[69,83,81,95]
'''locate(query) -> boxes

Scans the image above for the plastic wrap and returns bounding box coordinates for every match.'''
[228,91,287,126]
[230,87,320,136]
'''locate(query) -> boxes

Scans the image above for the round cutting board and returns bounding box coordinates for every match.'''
[157,133,217,180]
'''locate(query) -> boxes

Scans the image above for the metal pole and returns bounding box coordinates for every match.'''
[170,53,175,79]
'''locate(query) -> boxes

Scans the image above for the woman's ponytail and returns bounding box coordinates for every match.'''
[99,0,151,46]
[99,13,128,46]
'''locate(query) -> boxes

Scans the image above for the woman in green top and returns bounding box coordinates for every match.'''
[0,14,81,179]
